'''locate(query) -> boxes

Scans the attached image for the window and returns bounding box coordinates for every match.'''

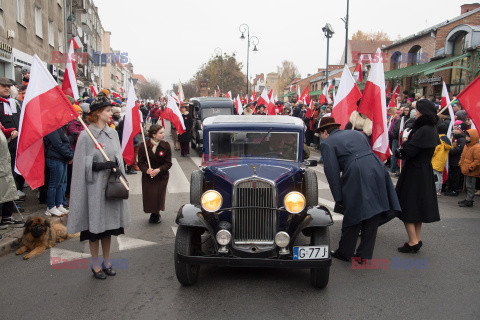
[391,51,402,70]
[48,20,54,47]
[35,6,42,38]
[57,0,62,7]
[16,0,25,25]
[58,30,64,53]
[450,32,468,93]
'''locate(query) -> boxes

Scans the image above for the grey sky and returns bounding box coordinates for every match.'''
[96,0,469,92]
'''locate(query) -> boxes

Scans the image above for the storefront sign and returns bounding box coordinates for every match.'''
[418,76,442,85]
[0,41,12,62]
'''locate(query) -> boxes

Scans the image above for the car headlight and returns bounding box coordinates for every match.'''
[216,229,231,246]
[201,190,223,212]
[284,191,306,214]
[275,231,290,248]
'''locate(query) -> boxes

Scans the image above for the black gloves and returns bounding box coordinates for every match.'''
[394,148,404,160]
[334,201,345,214]
[92,161,117,171]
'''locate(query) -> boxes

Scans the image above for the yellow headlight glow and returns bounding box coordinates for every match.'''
[201,190,223,212]
[284,192,306,214]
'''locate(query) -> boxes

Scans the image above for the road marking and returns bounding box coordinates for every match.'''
[318,197,343,221]
[127,171,143,195]
[309,166,330,190]
[171,226,177,235]
[167,158,191,193]
[190,156,203,167]
[50,247,91,265]
[117,236,157,251]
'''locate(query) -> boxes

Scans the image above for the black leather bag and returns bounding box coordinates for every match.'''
[105,170,129,200]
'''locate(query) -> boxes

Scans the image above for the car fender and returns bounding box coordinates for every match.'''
[299,206,334,237]
[176,204,218,250]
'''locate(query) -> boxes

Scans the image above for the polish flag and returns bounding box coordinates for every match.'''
[319,82,330,105]
[290,85,294,92]
[178,81,185,102]
[244,94,248,105]
[299,86,311,105]
[61,40,79,100]
[235,94,244,114]
[442,82,454,138]
[388,85,400,108]
[456,74,480,130]
[354,60,363,83]
[257,88,270,109]
[266,90,276,115]
[296,85,301,102]
[386,82,392,96]
[357,48,391,162]
[72,36,82,50]
[332,65,362,129]
[251,91,257,102]
[111,91,123,99]
[121,80,142,165]
[226,91,232,100]
[15,55,78,189]
[89,85,98,97]
[162,95,186,135]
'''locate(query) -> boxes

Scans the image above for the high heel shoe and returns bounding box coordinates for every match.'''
[397,242,421,253]
[91,267,107,280]
[102,262,116,276]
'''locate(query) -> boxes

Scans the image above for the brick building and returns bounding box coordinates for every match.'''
[382,3,480,97]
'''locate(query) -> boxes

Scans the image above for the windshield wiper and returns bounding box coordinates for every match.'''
[258,128,273,144]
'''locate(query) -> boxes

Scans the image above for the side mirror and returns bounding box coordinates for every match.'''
[303,160,317,167]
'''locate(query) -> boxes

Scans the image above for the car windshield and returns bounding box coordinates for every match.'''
[201,108,233,120]
[208,131,299,162]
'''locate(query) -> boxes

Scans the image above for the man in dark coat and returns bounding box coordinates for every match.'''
[317,117,401,262]
[179,105,193,156]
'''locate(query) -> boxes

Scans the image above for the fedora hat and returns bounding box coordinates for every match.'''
[315,116,341,133]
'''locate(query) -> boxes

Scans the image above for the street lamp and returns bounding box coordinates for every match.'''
[322,23,334,91]
[214,47,223,93]
[239,24,259,97]
[341,0,350,65]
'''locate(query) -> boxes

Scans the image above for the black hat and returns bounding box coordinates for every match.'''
[315,117,341,133]
[416,99,437,116]
[89,92,113,114]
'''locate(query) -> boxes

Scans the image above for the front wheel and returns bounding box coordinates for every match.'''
[174,226,201,286]
[310,227,330,289]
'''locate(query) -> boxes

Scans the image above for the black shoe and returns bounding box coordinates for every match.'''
[397,242,421,253]
[331,250,350,261]
[91,268,107,280]
[445,190,459,197]
[419,241,423,248]
[0,218,24,226]
[459,200,473,207]
[149,213,161,224]
[101,262,116,276]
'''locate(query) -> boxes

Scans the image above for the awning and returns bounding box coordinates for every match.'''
[279,91,296,98]
[384,53,471,80]
[310,90,323,96]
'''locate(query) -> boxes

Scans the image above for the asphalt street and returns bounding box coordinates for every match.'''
[0,125,479,320]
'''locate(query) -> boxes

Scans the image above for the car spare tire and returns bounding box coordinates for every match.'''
[190,170,204,205]
[304,170,318,207]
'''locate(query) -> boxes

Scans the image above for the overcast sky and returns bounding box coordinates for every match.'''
[95,0,469,92]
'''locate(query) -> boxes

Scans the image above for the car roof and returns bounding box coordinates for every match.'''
[190,97,234,108]
[203,115,304,127]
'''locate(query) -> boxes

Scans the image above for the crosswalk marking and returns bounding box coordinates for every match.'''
[167,158,191,193]
[171,226,177,235]
[127,171,143,195]
[190,156,203,167]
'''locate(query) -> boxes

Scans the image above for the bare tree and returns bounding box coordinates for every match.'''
[138,78,163,99]
[172,80,198,100]
[277,60,301,93]
[351,30,391,41]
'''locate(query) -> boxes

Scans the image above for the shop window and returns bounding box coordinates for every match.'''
[35,6,43,38]
[16,0,25,25]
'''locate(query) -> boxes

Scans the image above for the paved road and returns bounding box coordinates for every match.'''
[1,123,479,320]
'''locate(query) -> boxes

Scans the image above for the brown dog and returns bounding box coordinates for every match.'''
[16,217,77,260]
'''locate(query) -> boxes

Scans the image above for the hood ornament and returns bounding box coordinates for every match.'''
[250,164,258,176]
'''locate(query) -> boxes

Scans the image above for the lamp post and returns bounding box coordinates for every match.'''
[341,0,350,65]
[239,24,259,97]
[214,47,223,93]
[322,23,335,90]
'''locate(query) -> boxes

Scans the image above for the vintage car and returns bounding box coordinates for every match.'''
[174,115,333,288]
[188,97,236,150]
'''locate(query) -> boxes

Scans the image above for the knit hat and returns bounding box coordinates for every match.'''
[66,95,75,105]
[89,92,113,114]
[416,99,437,116]
[73,104,82,113]
[79,102,90,113]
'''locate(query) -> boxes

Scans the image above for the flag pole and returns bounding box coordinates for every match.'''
[77,117,129,191]
[437,99,455,115]
[140,125,153,177]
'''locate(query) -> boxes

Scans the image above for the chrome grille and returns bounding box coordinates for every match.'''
[233,179,276,245]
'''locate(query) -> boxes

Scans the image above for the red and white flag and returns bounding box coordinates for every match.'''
[296,85,301,102]
[89,85,98,97]
[332,65,362,129]
[388,85,400,108]
[111,91,123,99]
[121,80,142,165]
[290,85,294,92]
[354,59,363,83]
[61,40,79,100]
[442,82,454,138]
[226,91,232,100]
[251,91,257,102]
[319,81,330,105]
[72,36,82,50]
[257,88,269,109]
[235,94,244,114]
[162,95,186,135]
[385,82,392,96]
[299,86,311,105]
[358,48,391,162]
[244,94,248,105]
[178,81,185,102]
[16,55,78,189]
[267,90,276,115]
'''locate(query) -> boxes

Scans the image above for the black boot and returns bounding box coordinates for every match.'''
[459,200,473,207]
[149,213,162,224]
[397,242,421,253]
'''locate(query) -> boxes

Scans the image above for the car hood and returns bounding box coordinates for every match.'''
[207,159,302,184]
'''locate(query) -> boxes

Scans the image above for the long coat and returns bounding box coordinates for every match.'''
[67,124,130,234]
[0,127,18,204]
[396,115,440,223]
[459,129,480,177]
[137,139,172,213]
[320,129,401,228]
[178,112,193,144]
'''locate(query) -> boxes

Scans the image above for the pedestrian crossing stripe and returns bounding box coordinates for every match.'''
[167,158,190,194]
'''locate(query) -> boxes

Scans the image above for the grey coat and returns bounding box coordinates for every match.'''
[67,124,130,234]
[0,130,18,204]
[320,129,401,228]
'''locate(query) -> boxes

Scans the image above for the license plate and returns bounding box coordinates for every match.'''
[293,246,329,260]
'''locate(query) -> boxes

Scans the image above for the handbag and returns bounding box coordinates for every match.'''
[105,169,129,200]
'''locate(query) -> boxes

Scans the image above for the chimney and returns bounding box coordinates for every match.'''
[461,3,480,15]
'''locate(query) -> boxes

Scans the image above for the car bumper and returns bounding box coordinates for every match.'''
[177,253,332,268]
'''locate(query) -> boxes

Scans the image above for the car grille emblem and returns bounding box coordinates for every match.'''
[250,165,258,176]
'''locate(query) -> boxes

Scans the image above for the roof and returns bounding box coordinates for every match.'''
[384,6,480,50]
[132,74,147,83]
[349,40,393,54]
[190,97,235,108]
[384,53,470,80]
[203,115,304,127]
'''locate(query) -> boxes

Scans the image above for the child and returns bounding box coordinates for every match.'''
[445,123,467,196]
[431,124,452,195]
[458,129,480,207]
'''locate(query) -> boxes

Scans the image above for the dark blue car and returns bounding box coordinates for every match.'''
[174,115,333,288]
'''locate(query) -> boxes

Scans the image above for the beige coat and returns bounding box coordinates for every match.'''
[0,130,18,204]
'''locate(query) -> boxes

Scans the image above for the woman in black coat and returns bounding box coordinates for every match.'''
[395,99,440,253]
[178,105,193,157]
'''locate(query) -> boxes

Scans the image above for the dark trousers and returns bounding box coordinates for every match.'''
[448,165,463,192]
[1,201,16,219]
[180,141,190,156]
[337,214,381,260]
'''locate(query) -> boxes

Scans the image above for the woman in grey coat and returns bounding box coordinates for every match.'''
[67,93,130,280]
